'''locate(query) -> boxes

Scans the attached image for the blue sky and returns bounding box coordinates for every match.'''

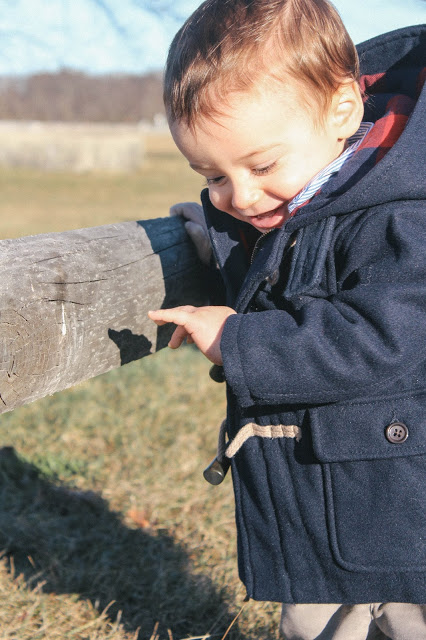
[0,0,424,76]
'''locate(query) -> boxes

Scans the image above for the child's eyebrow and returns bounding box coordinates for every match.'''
[190,144,283,171]
[238,143,283,161]
[189,162,214,171]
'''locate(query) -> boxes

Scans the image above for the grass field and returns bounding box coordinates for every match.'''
[0,132,281,639]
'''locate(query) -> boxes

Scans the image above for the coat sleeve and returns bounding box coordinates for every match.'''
[220,203,426,407]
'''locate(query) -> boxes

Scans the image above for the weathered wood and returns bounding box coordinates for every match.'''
[0,217,207,414]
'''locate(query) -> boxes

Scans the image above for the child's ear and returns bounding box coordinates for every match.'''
[331,81,364,140]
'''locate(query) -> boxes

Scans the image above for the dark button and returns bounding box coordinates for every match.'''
[385,422,408,444]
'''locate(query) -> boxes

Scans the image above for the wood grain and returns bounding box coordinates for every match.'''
[0,216,206,413]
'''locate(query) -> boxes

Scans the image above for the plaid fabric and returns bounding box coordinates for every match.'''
[357,65,422,164]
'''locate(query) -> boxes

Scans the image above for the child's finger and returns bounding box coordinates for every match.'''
[148,307,195,327]
[148,309,195,348]
[147,315,167,326]
[185,221,212,265]
[147,309,173,326]
[168,325,190,349]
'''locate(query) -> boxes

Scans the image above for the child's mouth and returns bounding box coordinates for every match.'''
[250,204,288,230]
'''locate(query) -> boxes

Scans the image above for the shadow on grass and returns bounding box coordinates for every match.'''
[0,447,245,640]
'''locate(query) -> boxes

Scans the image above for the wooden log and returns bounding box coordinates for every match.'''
[0,217,207,414]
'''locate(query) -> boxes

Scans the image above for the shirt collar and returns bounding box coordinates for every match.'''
[288,121,374,216]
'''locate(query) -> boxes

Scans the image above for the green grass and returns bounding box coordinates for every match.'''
[0,134,281,639]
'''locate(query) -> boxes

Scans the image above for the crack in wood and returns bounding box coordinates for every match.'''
[102,259,145,272]
[44,299,85,306]
[12,311,30,323]
[155,239,189,253]
[39,279,108,285]
[33,255,65,264]
[31,235,125,265]
[7,357,15,378]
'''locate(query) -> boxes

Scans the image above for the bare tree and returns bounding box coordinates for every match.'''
[0,70,165,122]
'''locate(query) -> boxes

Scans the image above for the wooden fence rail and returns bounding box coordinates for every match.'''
[0,217,206,414]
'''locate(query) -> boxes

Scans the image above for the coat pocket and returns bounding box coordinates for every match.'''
[309,391,426,573]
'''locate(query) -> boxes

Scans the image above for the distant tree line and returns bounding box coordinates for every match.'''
[0,70,165,123]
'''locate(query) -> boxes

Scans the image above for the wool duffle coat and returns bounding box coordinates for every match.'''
[201,25,426,604]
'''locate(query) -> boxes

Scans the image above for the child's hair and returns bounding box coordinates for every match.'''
[164,0,359,126]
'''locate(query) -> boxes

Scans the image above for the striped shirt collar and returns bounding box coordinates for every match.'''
[287,121,374,215]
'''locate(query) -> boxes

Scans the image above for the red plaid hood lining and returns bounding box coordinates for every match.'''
[358,66,425,163]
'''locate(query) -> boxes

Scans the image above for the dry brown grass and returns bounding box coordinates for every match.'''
[0,122,146,173]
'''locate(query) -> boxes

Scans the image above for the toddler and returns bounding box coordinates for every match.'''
[149,1,426,637]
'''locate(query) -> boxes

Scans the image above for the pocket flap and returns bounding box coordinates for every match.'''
[310,391,426,462]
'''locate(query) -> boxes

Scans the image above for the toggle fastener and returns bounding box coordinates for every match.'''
[203,456,230,485]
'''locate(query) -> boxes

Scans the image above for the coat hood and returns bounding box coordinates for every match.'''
[285,25,426,232]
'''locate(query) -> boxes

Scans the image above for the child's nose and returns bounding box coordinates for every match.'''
[231,182,261,212]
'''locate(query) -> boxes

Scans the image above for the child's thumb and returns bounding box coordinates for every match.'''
[185,221,212,265]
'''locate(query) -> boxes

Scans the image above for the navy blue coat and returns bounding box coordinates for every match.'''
[202,26,426,604]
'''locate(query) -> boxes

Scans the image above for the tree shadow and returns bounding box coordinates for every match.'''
[0,447,246,639]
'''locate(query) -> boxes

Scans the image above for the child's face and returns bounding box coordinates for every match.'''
[171,82,349,231]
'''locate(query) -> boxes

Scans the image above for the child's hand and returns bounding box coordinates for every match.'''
[148,305,236,365]
[170,202,212,265]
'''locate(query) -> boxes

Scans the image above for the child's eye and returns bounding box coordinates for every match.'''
[253,161,277,176]
[205,176,225,185]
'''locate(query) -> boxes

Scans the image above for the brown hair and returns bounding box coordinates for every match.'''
[164,0,359,126]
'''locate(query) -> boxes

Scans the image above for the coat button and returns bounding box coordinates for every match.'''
[385,422,408,444]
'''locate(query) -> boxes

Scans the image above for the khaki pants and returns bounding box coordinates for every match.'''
[280,603,426,640]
